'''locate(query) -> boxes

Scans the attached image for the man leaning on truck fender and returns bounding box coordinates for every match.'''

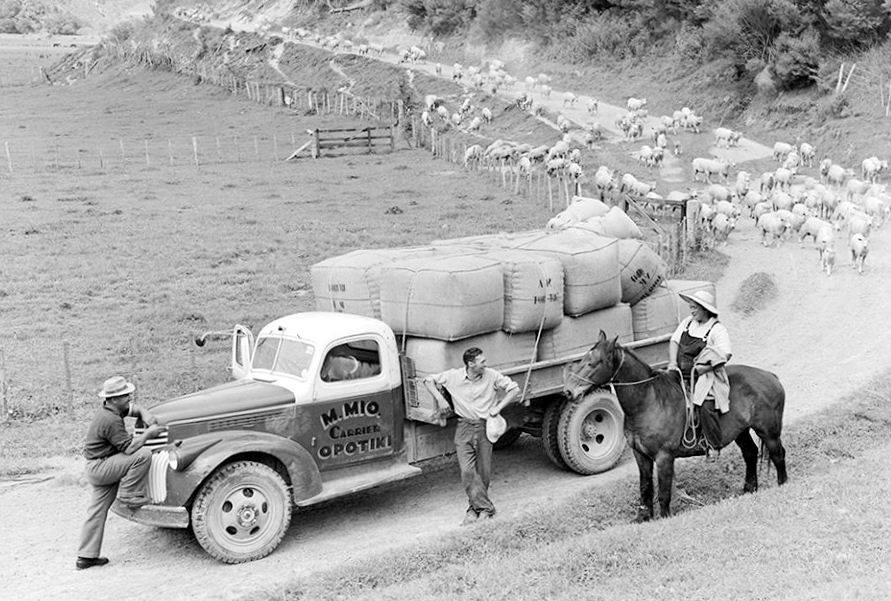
[76,376,162,570]
[424,347,521,526]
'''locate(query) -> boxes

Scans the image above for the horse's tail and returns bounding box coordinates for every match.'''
[759,436,773,475]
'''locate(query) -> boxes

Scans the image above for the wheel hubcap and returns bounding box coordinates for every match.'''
[580,409,617,457]
[219,487,271,541]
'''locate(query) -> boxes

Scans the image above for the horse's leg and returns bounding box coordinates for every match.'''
[632,448,654,522]
[735,431,759,493]
[655,451,675,518]
[764,437,788,485]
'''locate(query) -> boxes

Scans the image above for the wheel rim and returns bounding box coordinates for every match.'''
[208,480,283,551]
[577,406,621,460]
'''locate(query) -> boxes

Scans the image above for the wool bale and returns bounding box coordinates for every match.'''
[404,330,539,377]
[537,303,633,361]
[547,196,610,229]
[513,229,621,316]
[666,279,718,322]
[601,206,644,239]
[311,246,468,318]
[431,232,506,250]
[617,239,667,305]
[480,250,564,333]
[379,255,504,341]
[631,285,679,340]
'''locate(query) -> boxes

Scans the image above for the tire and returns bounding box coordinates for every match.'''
[540,399,569,470]
[493,427,523,450]
[191,460,292,564]
[557,390,625,475]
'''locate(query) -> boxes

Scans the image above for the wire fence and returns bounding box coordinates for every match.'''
[835,62,891,117]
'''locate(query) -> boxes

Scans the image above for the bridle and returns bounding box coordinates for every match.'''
[566,348,660,393]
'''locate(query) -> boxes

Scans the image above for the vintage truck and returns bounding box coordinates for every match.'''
[112,311,669,563]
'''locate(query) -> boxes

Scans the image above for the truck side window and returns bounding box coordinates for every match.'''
[321,340,381,383]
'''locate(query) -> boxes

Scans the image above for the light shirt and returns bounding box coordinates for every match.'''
[429,367,519,420]
[670,316,732,358]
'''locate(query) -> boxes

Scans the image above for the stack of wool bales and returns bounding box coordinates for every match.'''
[629,279,719,341]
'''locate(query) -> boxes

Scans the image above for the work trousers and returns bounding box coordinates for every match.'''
[454,418,495,516]
[77,448,152,558]
[697,399,722,450]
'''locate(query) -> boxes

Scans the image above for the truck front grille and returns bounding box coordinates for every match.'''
[134,426,169,449]
[147,450,170,504]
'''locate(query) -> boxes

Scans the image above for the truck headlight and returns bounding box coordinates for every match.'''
[167,451,179,471]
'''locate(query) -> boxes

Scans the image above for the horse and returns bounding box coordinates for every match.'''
[563,331,787,521]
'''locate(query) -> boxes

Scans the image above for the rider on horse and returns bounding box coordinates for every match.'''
[667,290,732,460]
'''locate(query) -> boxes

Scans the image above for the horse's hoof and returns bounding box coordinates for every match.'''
[743,483,758,493]
[634,513,651,523]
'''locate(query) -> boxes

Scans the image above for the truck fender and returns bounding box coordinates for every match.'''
[164,431,322,507]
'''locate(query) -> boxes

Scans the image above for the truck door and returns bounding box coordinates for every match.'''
[297,337,401,470]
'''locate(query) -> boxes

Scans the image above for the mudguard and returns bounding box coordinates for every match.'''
[163,431,322,507]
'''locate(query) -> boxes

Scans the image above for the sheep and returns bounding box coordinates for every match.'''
[369,42,385,56]
[569,148,581,164]
[772,191,794,212]
[516,92,532,111]
[846,213,872,238]
[742,190,764,218]
[798,216,832,245]
[627,121,644,140]
[651,146,665,168]
[680,113,703,133]
[655,132,668,150]
[587,98,599,115]
[556,114,571,134]
[547,140,570,160]
[527,145,550,162]
[627,97,647,111]
[638,145,654,167]
[481,107,493,124]
[752,201,774,221]
[735,171,751,198]
[524,75,536,90]
[692,157,729,183]
[799,143,816,167]
[421,110,433,127]
[464,144,483,168]
[540,84,552,98]
[435,105,450,121]
[773,142,794,161]
[673,140,682,156]
[774,167,794,190]
[850,234,868,274]
[820,245,836,276]
[467,116,482,131]
[450,112,462,127]
[563,92,578,107]
[546,157,567,177]
[562,132,573,144]
[711,213,734,244]
[661,115,679,135]
[424,94,440,110]
[620,173,655,198]
[714,127,741,148]
[861,156,888,183]
[460,97,472,114]
[517,156,533,177]
[863,196,888,227]
[826,164,852,188]
[845,178,870,202]
[537,73,551,86]
[757,212,789,246]
[452,63,464,80]
[707,184,733,203]
[434,62,442,75]
[782,151,801,171]
[567,162,584,182]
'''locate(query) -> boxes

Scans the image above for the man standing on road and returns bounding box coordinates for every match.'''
[424,348,521,526]
[76,376,162,570]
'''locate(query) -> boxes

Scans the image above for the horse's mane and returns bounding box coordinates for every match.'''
[617,343,684,401]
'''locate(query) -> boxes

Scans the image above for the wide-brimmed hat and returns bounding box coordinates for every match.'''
[678,290,718,316]
[486,414,508,443]
[98,375,136,399]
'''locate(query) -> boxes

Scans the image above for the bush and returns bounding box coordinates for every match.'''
[0,16,17,32]
[701,0,799,63]
[771,28,820,89]
[820,0,891,49]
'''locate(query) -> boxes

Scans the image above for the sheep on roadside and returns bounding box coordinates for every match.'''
[421,110,433,127]
[798,216,832,245]
[861,156,888,183]
[563,92,578,107]
[627,97,647,111]
[467,116,482,131]
[481,107,493,124]
[692,157,729,183]
[540,85,552,98]
[593,165,615,199]
[450,112,462,127]
[587,98,599,115]
[820,245,836,276]
[711,213,734,244]
[850,234,869,274]
[757,212,789,246]
[799,143,816,167]
[714,127,741,148]
[464,144,483,168]
[452,63,464,80]
[773,142,794,161]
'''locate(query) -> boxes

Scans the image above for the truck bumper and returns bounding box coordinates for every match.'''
[111,500,190,529]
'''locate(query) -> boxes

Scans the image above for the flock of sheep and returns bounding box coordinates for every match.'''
[694,141,887,276]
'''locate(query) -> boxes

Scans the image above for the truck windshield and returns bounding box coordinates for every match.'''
[252,336,315,379]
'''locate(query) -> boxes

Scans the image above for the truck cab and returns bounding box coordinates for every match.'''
[115,312,422,564]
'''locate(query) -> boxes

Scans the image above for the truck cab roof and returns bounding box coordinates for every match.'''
[259,312,393,345]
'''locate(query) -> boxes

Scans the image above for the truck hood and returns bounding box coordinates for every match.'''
[153,379,295,425]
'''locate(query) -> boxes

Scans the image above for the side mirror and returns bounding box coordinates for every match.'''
[230,324,254,379]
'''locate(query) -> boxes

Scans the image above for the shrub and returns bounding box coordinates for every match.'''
[771,28,820,89]
[0,16,17,32]
[701,0,799,63]
[820,0,891,49]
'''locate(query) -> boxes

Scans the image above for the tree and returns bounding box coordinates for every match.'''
[820,0,891,48]
[701,0,800,62]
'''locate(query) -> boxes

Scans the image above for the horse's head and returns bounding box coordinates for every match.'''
[563,330,620,401]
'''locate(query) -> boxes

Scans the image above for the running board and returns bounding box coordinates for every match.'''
[295,460,421,507]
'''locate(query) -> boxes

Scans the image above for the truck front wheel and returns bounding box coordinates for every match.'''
[540,399,568,470]
[191,460,292,563]
[557,391,625,475]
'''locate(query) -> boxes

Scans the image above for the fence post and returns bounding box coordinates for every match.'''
[167,139,174,166]
[62,341,73,411]
[4,141,11,173]
[0,349,7,423]
[144,139,150,166]
[312,129,320,158]
[192,136,199,168]
[389,124,395,153]
[367,127,372,154]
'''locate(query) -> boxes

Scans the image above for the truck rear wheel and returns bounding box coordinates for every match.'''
[557,390,625,475]
[191,460,292,563]
[541,399,568,470]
